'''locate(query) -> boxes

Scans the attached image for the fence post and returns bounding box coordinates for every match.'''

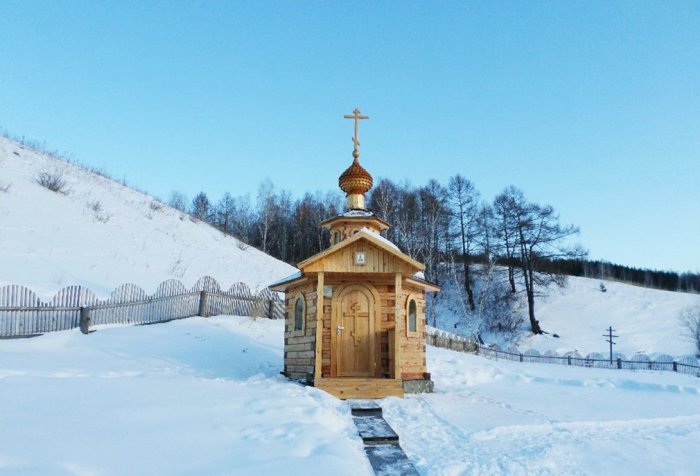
[198,291,209,318]
[617,357,622,369]
[267,300,274,319]
[567,356,571,365]
[519,353,523,362]
[80,307,91,334]
[673,361,678,372]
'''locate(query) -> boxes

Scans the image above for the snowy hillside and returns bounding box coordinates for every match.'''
[524,276,700,356]
[1,316,697,475]
[0,137,295,298]
[438,271,700,357]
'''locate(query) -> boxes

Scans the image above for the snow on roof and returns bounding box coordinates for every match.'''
[358,227,400,251]
[413,271,425,280]
[341,210,376,218]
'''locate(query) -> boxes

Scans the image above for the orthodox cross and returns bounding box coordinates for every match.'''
[343,301,368,346]
[343,108,369,157]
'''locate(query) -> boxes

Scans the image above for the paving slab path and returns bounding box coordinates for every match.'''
[348,400,419,476]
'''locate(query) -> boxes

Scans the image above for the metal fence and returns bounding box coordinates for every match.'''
[0,276,284,338]
[425,326,700,377]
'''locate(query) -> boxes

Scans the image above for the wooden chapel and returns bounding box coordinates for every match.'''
[270,109,440,399]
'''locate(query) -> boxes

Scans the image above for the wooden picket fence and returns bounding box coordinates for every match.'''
[0,276,284,337]
[425,326,700,377]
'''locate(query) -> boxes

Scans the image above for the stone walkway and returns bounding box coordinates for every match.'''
[348,400,419,476]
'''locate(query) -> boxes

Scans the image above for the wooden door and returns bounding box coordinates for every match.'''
[335,285,375,377]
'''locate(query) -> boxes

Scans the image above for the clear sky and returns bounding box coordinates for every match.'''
[1,1,698,273]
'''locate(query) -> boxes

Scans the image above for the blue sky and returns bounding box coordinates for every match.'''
[1,1,698,272]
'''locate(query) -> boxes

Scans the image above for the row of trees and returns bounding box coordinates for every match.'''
[168,176,586,337]
[533,259,700,294]
[167,175,700,340]
[168,179,345,265]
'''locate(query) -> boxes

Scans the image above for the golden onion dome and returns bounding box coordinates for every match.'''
[339,157,373,195]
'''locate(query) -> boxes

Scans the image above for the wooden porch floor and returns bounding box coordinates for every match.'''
[315,378,404,399]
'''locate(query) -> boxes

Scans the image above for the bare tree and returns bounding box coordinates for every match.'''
[493,187,521,293]
[214,192,236,234]
[502,187,586,334]
[190,191,212,222]
[679,305,700,355]
[168,191,189,213]
[232,193,254,244]
[417,180,449,283]
[394,186,422,259]
[448,175,480,311]
[368,178,398,233]
[256,178,277,253]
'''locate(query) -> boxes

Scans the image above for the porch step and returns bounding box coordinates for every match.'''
[315,378,404,400]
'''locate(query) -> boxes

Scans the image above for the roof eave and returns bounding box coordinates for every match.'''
[405,277,441,293]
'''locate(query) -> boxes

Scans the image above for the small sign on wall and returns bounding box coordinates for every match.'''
[354,251,366,265]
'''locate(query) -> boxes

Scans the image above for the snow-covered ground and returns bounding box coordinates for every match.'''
[2,134,700,474]
[0,317,372,476]
[1,316,698,475]
[0,137,295,299]
[522,276,700,357]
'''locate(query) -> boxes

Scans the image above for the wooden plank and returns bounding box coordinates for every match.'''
[315,378,404,399]
[388,328,395,379]
[394,273,402,380]
[314,273,324,381]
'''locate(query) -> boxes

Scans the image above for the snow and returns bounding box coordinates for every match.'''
[435,268,700,357]
[2,135,700,474]
[521,276,700,356]
[382,345,700,475]
[0,137,295,299]
[341,210,376,218]
[1,316,698,475]
[358,227,400,251]
[0,317,372,476]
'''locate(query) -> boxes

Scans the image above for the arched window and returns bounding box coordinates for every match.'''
[294,297,304,331]
[333,231,341,244]
[408,299,417,334]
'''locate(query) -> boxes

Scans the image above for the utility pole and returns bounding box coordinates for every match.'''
[603,326,618,364]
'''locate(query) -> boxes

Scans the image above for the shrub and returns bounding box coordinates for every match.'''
[86,200,110,223]
[35,171,68,194]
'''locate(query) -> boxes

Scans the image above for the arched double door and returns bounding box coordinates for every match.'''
[332,284,379,377]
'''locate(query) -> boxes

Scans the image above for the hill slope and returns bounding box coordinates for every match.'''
[0,137,295,298]
[524,275,700,356]
[436,270,699,356]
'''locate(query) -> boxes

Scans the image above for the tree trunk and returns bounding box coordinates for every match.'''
[523,263,542,334]
[507,265,516,293]
[463,258,476,311]
[459,208,476,311]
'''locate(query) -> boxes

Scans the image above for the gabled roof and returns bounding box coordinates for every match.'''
[297,228,424,273]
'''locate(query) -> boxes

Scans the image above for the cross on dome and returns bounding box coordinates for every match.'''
[339,108,373,209]
[343,108,369,159]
